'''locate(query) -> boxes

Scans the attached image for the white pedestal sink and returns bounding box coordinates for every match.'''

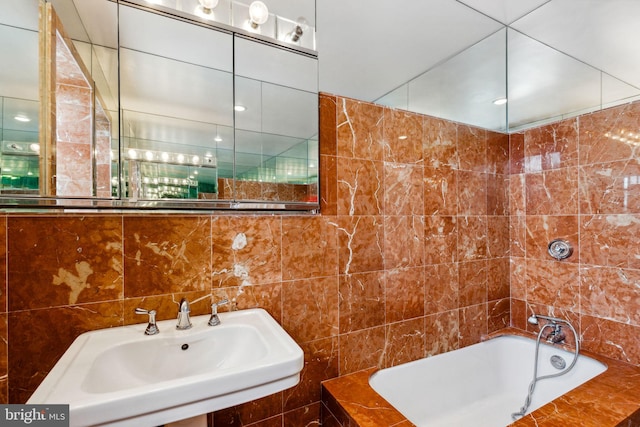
[28,308,303,427]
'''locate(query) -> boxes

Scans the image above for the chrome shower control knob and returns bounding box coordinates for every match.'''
[548,239,573,260]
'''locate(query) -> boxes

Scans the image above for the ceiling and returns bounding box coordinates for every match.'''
[315,0,640,131]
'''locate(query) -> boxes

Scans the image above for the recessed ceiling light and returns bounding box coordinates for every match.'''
[493,97,508,106]
[14,115,30,122]
[234,105,246,112]
[398,135,408,140]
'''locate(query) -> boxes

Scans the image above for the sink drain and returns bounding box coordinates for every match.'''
[181,344,189,351]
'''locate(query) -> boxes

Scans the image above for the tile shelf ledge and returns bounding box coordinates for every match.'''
[321,328,640,427]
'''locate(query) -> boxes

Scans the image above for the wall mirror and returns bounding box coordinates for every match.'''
[0,0,319,210]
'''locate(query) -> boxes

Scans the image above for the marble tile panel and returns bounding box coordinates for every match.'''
[334,215,384,275]
[0,313,6,401]
[55,83,91,105]
[320,93,337,156]
[486,131,510,175]
[458,303,487,348]
[214,392,283,426]
[384,216,425,269]
[510,132,525,175]
[320,155,338,215]
[525,215,579,262]
[384,162,424,216]
[509,174,526,216]
[123,290,212,324]
[211,216,282,288]
[322,369,408,427]
[525,167,579,215]
[510,298,528,330]
[487,216,510,258]
[424,263,458,314]
[282,276,338,343]
[488,298,510,333]
[488,258,510,301]
[281,215,338,280]
[338,326,385,375]
[487,174,509,216]
[212,282,283,323]
[385,317,426,367]
[458,124,487,173]
[457,216,488,261]
[458,260,488,307]
[283,402,321,427]
[8,301,122,403]
[336,157,384,216]
[581,314,640,366]
[423,167,457,216]
[123,216,210,298]
[423,115,458,169]
[524,118,578,172]
[456,171,488,215]
[339,271,385,333]
[580,214,640,270]
[579,101,640,165]
[510,215,526,258]
[424,215,457,265]
[283,338,338,412]
[425,310,459,356]
[579,160,640,215]
[525,259,579,311]
[385,267,425,323]
[580,266,640,326]
[383,108,423,165]
[337,97,384,161]
[8,216,123,310]
[510,257,526,300]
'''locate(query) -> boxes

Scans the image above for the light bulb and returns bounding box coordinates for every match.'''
[199,0,218,9]
[249,1,269,28]
[288,17,308,43]
[195,0,218,19]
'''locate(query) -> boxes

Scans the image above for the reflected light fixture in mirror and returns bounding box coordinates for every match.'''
[249,1,269,29]
[287,17,309,43]
[234,105,247,112]
[493,97,508,106]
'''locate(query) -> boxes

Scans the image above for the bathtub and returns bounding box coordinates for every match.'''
[369,335,607,427]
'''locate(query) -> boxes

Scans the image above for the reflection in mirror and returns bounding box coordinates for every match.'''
[233,35,318,202]
[40,0,119,198]
[375,2,640,133]
[507,28,640,131]
[377,28,507,132]
[1,0,318,209]
[119,3,234,201]
[0,0,40,194]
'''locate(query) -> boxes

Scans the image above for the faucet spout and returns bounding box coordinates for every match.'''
[176,298,192,330]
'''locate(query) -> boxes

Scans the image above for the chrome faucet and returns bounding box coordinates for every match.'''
[208,299,229,326]
[546,323,567,344]
[176,298,192,330]
[135,307,159,335]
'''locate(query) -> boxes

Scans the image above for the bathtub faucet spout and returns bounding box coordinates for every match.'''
[546,323,566,344]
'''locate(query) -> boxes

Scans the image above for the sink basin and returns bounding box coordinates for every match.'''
[28,308,304,427]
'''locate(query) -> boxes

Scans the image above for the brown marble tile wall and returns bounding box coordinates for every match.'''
[11,94,640,425]
[0,93,507,425]
[510,100,640,367]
